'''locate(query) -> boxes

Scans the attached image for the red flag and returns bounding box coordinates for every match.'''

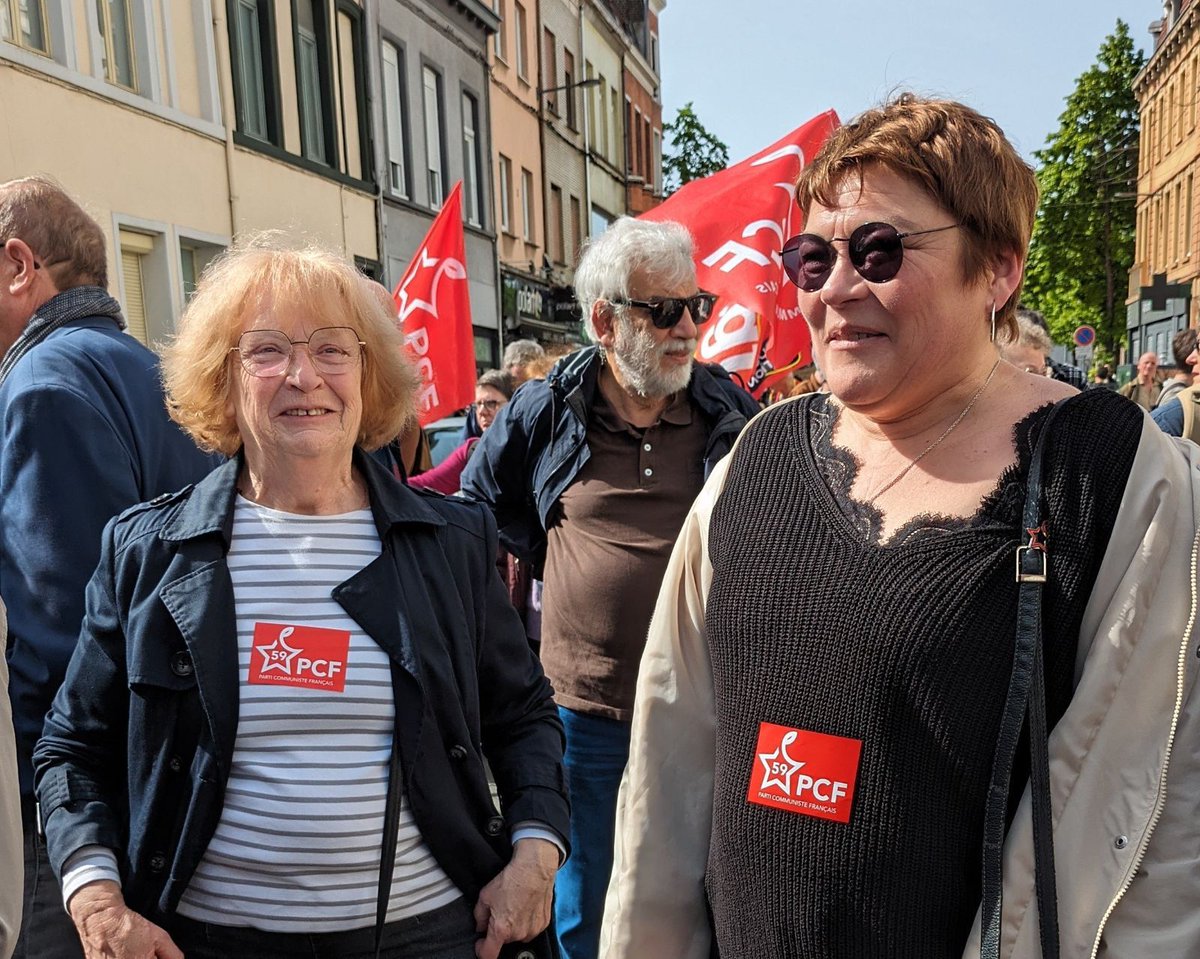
[393,182,475,425]
[641,112,839,397]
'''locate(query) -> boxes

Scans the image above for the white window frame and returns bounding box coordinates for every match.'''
[422,64,444,207]
[295,0,326,162]
[498,154,512,234]
[521,167,533,243]
[462,90,482,228]
[492,0,505,62]
[232,0,268,138]
[381,41,407,198]
[96,0,135,89]
[177,232,226,306]
[1,0,50,54]
[513,0,526,81]
[652,127,662,194]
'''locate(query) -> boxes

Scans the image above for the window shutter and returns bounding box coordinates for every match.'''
[119,245,149,345]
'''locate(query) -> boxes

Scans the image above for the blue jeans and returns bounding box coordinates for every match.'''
[553,707,631,959]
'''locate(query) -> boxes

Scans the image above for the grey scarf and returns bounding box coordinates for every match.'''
[0,286,126,386]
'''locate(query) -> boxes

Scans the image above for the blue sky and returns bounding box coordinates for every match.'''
[659,1,1152,165]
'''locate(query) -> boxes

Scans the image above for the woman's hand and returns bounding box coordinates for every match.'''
[472,837,559,959]
[68,881,183,959]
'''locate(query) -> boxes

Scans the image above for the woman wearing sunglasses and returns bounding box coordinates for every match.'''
[33,242,567,959]
[409,369,515,495]
[604,95,1200,958]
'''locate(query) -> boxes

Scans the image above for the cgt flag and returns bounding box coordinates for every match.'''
[640,111,839,397]
[393,181,476,426]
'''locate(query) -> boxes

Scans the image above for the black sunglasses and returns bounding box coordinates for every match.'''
[608,292,718,329]
[779,222,960,292]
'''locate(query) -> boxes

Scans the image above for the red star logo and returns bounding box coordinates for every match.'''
[1025,521,1049,553]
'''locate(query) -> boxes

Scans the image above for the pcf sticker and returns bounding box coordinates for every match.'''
[249,622,351,692]
[746,721,862,823]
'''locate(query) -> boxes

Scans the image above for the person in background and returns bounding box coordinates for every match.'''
[1015,307,1087,388]
[0,598,21,959]
[33,242,567,959]
[462,216,758,959]
[1151,337,1200,439]
[409,370,515,494]
[0,176,217,959]
[603,94,1200,958]
[1153,328,1197,410]
[1119,351,1161,409]
[1000,310,1059,379]
[1093,363,1117,389]
[504,339,546,386]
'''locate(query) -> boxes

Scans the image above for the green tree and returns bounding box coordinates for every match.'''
[1023,20,1145,355]
[662,102,730,195]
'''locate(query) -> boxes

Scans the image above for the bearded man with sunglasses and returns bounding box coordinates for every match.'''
[461,216,758,959]
[604,96,1200,959]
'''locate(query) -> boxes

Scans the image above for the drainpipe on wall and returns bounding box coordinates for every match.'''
[362,0,387,274]
[620,48,629,216]
[483,54,504,361]
[578,0,592,241]
[211,0,240,240]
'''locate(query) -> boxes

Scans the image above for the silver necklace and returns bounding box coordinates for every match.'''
[865,358,1002,504]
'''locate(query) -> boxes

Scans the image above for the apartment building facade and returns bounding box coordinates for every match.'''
[616,0,662,216]
[373,0,502,368]
[490,0,551,346]
[1,0,664,358]
[1,0,379,345]
[1129,0,1199,364]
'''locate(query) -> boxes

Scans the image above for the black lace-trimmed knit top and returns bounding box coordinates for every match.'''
[703,388,1142,959]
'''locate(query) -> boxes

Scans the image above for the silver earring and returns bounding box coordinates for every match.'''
[990,303,997,343]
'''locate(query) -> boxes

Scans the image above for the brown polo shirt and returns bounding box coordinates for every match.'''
[540,386,709,721]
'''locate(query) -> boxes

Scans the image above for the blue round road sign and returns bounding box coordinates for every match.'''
[1073,325,1096,348]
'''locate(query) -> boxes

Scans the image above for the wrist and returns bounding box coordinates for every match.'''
[68,879,124,923]
[512,837,560,876]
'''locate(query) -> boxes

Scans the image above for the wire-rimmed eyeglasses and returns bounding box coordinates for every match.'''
[230,327,366,378]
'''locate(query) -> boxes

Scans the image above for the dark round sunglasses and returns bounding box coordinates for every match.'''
[607,292,718,329]
[779,222,961,292]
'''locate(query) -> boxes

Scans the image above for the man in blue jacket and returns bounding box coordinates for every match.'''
[461,216,759,959]
[0,177,216,958]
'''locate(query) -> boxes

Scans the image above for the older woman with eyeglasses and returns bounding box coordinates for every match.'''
[603,95,1200,959]
[409,370,515,495]
[33,242,568,959]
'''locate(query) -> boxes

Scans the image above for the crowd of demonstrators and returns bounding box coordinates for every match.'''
[1152,331,1200,439]
[0,600,20,959]
[1119,350,1161,408]
[603,95,1200,958]
[409,369,514,494]
[0,176,218,959]
[461,215,759,959]
[32,241,568,959]
[9,112,1200,959]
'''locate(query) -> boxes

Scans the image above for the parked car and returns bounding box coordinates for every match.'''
[425,415,467,467]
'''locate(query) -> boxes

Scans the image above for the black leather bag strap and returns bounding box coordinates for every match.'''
[374,706,404,959]
[980,398,1068,959]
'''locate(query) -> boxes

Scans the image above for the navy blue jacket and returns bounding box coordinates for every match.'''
[460,346,761,568]
[0,312,217,803]
[33,451,569,922]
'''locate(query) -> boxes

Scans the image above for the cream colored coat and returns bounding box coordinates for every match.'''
[601,414,1200,959]
[0,598,21,959]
